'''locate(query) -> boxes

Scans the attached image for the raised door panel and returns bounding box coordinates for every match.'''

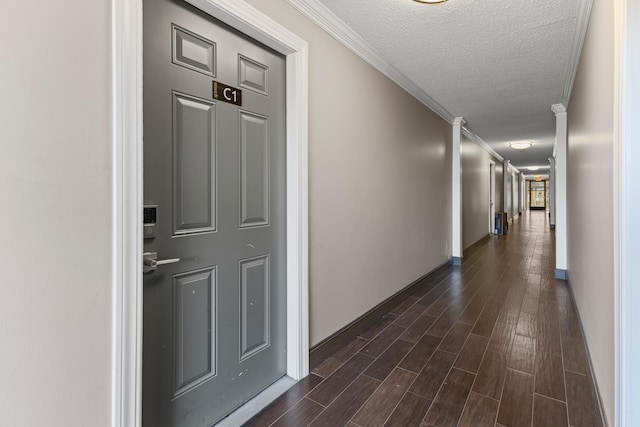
[172,267,217,397]
[238,55,268,95]
[172,92,216,235]
[239,111,269,228]
[172,24,216,77]
[239,256,270,360]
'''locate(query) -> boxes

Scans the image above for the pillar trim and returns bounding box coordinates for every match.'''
[518,172,524,215]
[503,160,510,220]
[452,117,464,263]
[615,0,640,423]
[552,103,568,276]
[549,157,556,228]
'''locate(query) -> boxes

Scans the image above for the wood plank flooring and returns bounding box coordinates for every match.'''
[244,211,604,427]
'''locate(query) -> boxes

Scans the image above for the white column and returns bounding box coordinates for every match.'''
[549,157,556,228]
[552,104,567,279]
[520,172,527,212]
[452,117,464,265]
[518,172,524,215]
[618,0,640,422]
[503,160,510,219]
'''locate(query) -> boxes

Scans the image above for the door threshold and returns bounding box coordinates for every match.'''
[213,376,297,426]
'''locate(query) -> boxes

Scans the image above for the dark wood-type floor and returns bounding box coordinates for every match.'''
[244,211,605,427]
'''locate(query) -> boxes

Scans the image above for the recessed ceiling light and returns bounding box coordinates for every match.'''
[508,140,533,150]
[414,0,448,4]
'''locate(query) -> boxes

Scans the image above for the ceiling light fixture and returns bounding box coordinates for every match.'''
[508,140,533,150]
[413,0,448,4]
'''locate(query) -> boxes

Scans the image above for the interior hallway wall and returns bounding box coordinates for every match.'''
[566,0,615,422]
[461,135,504,249]
[245,0,452,346]
[0,1,112,426]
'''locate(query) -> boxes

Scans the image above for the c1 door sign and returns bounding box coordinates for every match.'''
[212,81,242,106]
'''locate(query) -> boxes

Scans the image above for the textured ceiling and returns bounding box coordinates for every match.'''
[301,0,583,169]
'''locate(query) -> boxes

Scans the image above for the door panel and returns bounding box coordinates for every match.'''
[172,267,217,397]
[172,92,216,234]
[143,0,286,425]
[240,111,269,227]
[238,55,269,95]
[172,24,216,77]
[239,255,270,360]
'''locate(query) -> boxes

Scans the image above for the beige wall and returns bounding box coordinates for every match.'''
[566,0,615,423]
[461,135,503,249]
[0,1,112,426]
[245,0,453,345]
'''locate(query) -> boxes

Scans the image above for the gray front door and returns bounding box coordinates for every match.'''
[142,0,286,425]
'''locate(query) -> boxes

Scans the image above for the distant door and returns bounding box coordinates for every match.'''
[529,180,547,210]
[142,0,287,425]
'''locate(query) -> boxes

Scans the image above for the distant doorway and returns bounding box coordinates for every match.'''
[529,180,547,210]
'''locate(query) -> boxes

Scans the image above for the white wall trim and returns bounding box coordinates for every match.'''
[614,0,639,424]
[503,160,510,218]
[549,157,556,227]
[452,117,464,263]
[489,161,496,233]
[112,1,143,425]
[518,172,523,214]
[462,127,505,162]
[551,103,567,115]
[563,0,595,106]
[286,0,455,124]
[552,103,568,274]
[508,164,521,175]
[112,1,310,425]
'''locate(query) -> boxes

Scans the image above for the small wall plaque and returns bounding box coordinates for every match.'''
[212,81,242,106]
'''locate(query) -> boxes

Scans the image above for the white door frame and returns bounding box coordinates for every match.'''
[111,1,309,425]
[615,0,639,424]
[489,161,495,234]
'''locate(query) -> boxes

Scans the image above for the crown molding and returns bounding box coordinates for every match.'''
[552,103,567,115]
[563,0,594,106]
[287,0,456,124]
[452,117,465,126]
[501,159,522,175]
[462,126,504,162]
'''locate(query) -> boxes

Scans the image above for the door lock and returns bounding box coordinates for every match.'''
[143,252,181,273]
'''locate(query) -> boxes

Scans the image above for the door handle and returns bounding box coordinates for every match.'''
[144,258,181,268]
[143,252,181,273]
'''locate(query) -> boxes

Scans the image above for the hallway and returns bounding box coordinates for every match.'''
[245,211,604,427]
